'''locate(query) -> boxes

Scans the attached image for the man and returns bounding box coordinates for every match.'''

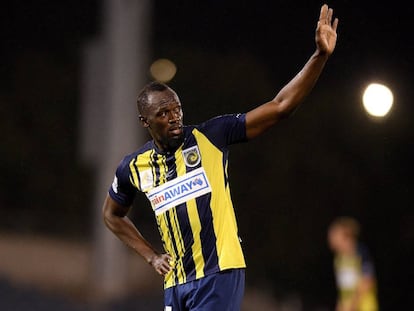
[103,4,338,310]
[328,217,379,311]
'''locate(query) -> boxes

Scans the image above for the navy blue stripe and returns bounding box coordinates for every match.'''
[164,211,181,285]
[152,152,161,187]
[196,193,219,274]
[132,157,142,187]
[222,149,229,188]
[175,203,196,281]
[165,151,196,282]
[182,132,219,276]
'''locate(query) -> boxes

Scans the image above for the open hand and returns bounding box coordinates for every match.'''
[315,4,339,56]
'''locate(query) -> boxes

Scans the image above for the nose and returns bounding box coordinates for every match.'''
[168,111,181,123]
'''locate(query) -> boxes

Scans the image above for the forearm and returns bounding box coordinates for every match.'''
[104,213,159,264]
[245,4,337,139]
[246,50,330,138]
[273,50,329,116]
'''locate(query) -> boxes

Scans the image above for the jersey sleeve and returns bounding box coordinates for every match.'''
[196,113,247,148]
[108,157,137,207]
[358,244,376,277]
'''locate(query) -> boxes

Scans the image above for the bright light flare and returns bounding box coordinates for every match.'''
[150,58,177,83]
[362,83,393,117]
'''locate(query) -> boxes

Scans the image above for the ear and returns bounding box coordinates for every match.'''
[139,115,150,128]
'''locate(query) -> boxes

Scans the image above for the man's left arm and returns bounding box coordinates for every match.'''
[246,4,338,139]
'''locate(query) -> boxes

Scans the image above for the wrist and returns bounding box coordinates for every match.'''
[314,49,330,59]
[143,250,159,265]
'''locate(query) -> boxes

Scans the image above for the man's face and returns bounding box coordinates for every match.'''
[328,226,350,254]
[141,89,184,152]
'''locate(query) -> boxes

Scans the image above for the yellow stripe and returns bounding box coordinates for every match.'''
[130,150,153,191]
[170,208,186,284]
[193,129,246,270]
[186,199,205,279]
[133,150,179,287]
[157,153,182,287]
[158,212,176,288]
[171,147,190,283]
[175,142,206,279]
[156,148,189,287]
[129,158,139,188]
[156,151,169,186]
[129,154,144,190]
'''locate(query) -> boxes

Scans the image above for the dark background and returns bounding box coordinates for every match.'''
[1,0,413,309]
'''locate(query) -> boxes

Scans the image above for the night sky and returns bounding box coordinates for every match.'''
[1,1,413,309]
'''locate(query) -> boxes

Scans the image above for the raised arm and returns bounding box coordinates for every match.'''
[245,4,338,139]
[102,194,172,276]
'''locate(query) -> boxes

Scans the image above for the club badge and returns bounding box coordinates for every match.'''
[182,145,201,167]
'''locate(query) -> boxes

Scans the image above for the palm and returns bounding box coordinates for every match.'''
[315,4,338,55]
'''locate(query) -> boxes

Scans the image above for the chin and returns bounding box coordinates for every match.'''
[166,134,184,150]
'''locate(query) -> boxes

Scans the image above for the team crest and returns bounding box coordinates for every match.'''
[182,146,201,167]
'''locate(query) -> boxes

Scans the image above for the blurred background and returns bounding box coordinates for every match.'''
[1,0,413,310]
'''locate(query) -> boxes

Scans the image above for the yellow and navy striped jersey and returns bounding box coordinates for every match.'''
[109,113,247,288]
[334,244,379,311]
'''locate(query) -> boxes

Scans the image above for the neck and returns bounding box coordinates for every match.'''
[154,137,184,154]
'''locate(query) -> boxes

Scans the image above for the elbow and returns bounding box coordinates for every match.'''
[102,207,122,235]
[277,108,294,120]
[102,201,120,231]
[102,204,113,229]
[102,196,129,233]
[271,99,296,120]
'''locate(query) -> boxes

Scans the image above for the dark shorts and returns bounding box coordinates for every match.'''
[164,268,245,311]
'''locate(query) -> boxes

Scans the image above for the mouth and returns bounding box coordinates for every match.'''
[169,125,183,136]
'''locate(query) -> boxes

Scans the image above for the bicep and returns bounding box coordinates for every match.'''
[245,99,284,139]
[103,194,130,219]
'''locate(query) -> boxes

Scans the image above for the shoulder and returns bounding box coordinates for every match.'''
[116,140,154,172]
[357,243,376,275]
[357,243,373,259]
[191,113,247,146]
[196,113,246,130]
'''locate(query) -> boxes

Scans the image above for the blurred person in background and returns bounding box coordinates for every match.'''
[328,217,379,311]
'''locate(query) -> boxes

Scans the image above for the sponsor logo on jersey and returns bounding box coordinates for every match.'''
[182,145,201,167]
[139,169,154,191]
[147,167,211,215]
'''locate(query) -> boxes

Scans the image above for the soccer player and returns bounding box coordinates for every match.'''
[328,217,379,311]
[103,4,338,310]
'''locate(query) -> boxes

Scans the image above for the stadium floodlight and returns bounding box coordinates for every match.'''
[362,83,393,118]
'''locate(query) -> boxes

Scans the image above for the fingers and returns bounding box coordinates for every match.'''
[156,263,170,276]
[152,253,173,276]
[158,262,171,276]
[319,4,337,28]
[332,18,339,32]
[327,8,333,25]
[319,4,328,23]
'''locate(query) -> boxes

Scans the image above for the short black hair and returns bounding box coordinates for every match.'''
[136,81,170,116]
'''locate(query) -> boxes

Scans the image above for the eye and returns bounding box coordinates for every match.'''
[173,107,182,115]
